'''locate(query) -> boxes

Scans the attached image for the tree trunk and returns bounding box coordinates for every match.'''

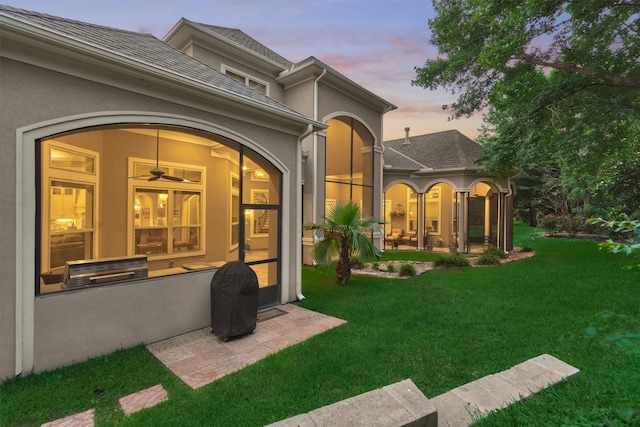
[336,238,352,284]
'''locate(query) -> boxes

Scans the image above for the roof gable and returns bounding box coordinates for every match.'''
[190,22,293,69]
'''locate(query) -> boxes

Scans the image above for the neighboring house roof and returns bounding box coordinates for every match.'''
[191,22,294,69]
[383,130,482,172]
[0,5,317,126]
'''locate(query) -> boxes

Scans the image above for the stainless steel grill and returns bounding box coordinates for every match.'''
[63,255,148,289]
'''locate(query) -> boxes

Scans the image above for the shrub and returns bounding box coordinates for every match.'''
[386,263,397,273]
[433,253,470,268]
[521,246,533,252]
[399,263,417,276]
[476,253,502,265]
[372,261,379,270]
[538,214,558,234]
[557,215,586,237]
[351,257,365,269]
[484,246,508,259]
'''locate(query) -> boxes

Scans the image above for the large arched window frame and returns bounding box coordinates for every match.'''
[37,124,282,302]
[324,116,374,217]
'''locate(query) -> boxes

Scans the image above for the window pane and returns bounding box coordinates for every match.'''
[248,79,267,94]
[50,147,95,173]
[173,227,200,252]
[173,168,202,183]
[244,209,279,261]
[50,232,92,269]
[173,191,200,226]
[248,261,278,288]
[242,148,281,205]
[135,189,169,227]
[325,119,351,182]
[325,182,351,213]
[135,228,167,255]
[225,69,245,84]
[50,181,94,230]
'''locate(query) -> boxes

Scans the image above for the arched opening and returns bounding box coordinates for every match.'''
[39,124,282,307]
[325,116,374,217]
[466,182,501,251]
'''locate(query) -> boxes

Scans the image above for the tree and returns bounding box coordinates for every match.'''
[413,1,640,217]
[414,0,640,119]
[304,202,381,285]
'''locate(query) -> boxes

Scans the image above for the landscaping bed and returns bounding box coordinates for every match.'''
[353,246,535,278]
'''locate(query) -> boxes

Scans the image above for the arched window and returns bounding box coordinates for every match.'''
[325,116,374,216]
[38,125,282,306]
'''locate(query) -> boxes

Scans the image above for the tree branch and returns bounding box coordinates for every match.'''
[515,52,640,92]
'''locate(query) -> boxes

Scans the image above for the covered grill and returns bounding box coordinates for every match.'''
[210,260,259,341]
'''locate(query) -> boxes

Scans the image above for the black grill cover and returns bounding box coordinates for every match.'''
[210,260,259,339]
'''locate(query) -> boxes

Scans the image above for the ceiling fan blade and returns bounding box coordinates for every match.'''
[162,175,184,182]
[148,175,160,181]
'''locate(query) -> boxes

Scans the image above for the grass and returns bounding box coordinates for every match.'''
[1,223,639,426]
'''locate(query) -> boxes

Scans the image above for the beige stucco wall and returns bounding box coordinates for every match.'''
[33,270,214,373]
[1,57,304,379]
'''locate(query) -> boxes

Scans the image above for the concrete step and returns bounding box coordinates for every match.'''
[266,379,437,427]
[267,354,579,427]
[433,354,580,426]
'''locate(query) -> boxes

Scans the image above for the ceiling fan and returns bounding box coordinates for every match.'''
[137,130,183,182]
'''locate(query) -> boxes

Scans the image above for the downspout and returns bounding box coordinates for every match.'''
[312,68,327,224]
[296,123,314,301]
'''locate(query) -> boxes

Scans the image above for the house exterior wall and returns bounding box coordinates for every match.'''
[1,55,303,379]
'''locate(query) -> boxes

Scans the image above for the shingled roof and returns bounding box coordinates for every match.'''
[0,5,306,119]
[190,22,294,69]
[383,130,482,172]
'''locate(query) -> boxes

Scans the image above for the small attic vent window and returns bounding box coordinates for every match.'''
[224,67,268,95]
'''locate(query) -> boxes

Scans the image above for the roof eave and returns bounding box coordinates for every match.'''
[277,58,397,113]
[1,13,324,133]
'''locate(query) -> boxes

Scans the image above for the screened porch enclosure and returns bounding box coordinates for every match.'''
[39,125,282,307]
[383,181,506,253]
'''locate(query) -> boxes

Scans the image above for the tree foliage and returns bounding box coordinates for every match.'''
[414,0,640,217]
[415,0,640,118]
[304,201,381,284]
[589,216,640,269]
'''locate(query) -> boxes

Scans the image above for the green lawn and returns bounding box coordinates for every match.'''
[1,223,639,426]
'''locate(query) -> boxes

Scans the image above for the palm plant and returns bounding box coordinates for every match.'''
[305,201,381,284]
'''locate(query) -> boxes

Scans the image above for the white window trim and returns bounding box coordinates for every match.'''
[221,63,270,96]
[230,172,239,251]
[127,157,206,259]
[41,140,100,273]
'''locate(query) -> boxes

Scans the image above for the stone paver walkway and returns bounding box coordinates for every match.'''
[119,384,168,416]
[40,304,344,426]
[41,409,95,427]
[147,304,346,389]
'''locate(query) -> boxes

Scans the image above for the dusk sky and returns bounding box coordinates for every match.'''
[7,0,484,140]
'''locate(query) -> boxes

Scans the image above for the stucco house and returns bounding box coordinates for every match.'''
[382,129,514,253]
[0,4,396,379]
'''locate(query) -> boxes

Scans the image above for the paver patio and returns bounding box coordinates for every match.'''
[146,304,346,389]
